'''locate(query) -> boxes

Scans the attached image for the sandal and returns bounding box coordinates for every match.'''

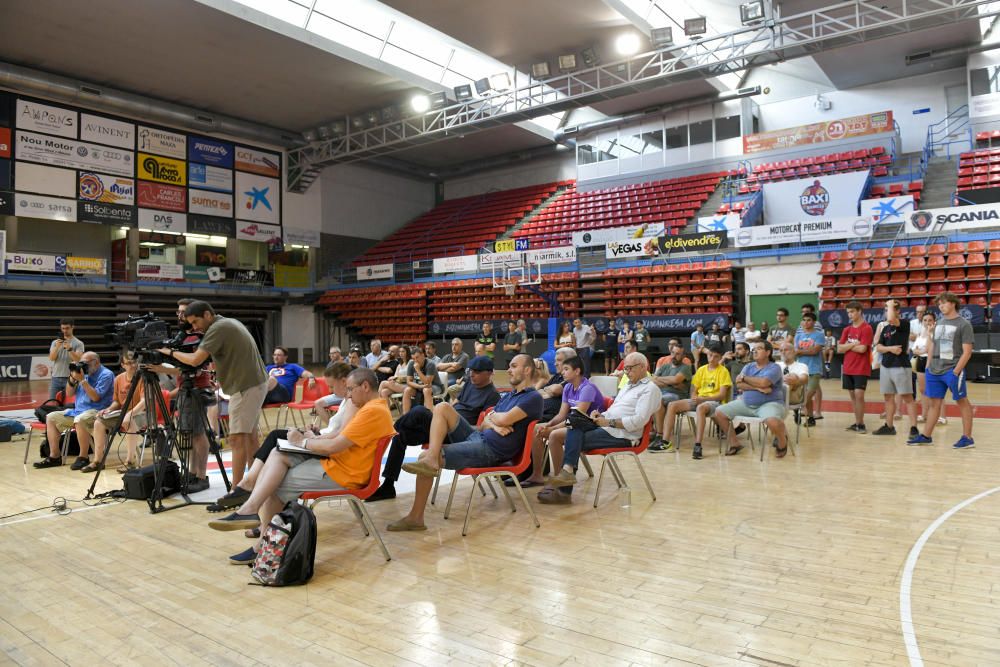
[81,462,104,473]
[775,445,788,458]
[244,528,261,539]
[725,444,744,456]
[116,461,137,474]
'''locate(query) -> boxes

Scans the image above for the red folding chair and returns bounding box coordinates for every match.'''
[442,420,540,536]
[286,378,331,428]
[24,392,76,464]
[584,417,655,508]
[299,434,395,562]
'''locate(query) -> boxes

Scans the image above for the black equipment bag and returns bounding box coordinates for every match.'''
[39,431,81,459]
[123,460,180,500]
[34,398,66,424]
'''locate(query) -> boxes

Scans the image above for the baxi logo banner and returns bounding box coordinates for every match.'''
[763,170,870,225]
[799,180,830,216]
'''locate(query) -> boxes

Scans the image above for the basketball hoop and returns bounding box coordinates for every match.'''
[503,278,517,296]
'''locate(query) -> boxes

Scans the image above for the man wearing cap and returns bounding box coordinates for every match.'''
[368,355,501,501]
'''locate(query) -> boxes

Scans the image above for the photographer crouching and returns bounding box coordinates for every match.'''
[160,301,267,486]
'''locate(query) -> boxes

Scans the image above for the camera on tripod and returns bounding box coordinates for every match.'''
[104,313,205,368]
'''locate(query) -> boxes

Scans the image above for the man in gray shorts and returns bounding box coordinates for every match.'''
[872,299,917,438]
[713,341,790,458]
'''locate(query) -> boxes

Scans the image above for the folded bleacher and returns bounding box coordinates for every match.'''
[748,147,889,189]
[588,261,735,318]
[956,148,1000,192]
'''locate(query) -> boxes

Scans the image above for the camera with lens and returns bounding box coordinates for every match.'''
[68,361,87,374]
[105,313,205,369]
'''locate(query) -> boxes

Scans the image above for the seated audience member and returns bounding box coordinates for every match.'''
[402,346,443,413]
[612,340,639,388]
[84,354,145,473]
[659,345,732,460]
[264,347,316,405]
[531,358,552,390]
[387,354,542,531]
[326,346,344,370]
[523,355,604,486]
[35,351,115,470]
[370,356,501,501]
[424,341,441,365]
[744,321,762,350]
[208,368,394,564]
[777,342,809,412]
[347,347,364,368]
[724,342,752,387]
[371,344,400,383]
[655,338,695,369]
[209,363,356,520]
[706,322,727,351]
[539,347,576,420]
[690,324,706,369]
[649,341,692,452]
[365,339,388,370]
[437,338,469,386]
[713,341,789,458]
[539,352,659,504]
[378,345,411,407]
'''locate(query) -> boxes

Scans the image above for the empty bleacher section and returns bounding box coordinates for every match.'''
[580,261,735,319]
[427,273,580,321]
[513,172,727,248]
[957,148,1000,192]
[818,242,994,310]
[350,182,565,265]
[747,147,889,188]
[866,179,923,204]
[320,285,428,343]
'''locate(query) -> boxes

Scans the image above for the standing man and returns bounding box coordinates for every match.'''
[690,324,706,369]
[837,301,873,433]
[166,301,267,486]
[477,322,497,359]
[873,299,916,438]
[768,308,792,359]
[502,321,523,369]
[47,318,85,400]
[793,312,826,426]
[908,292,975,448]
[633,320,650,364]
[516,319,532,350]
[572,318,595,377]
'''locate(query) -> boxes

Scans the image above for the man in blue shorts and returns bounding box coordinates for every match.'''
[712,340,790,458]
[908,292,975,448]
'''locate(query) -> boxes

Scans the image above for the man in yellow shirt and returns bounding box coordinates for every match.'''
[208,368,395,564]
[658,345,732,460]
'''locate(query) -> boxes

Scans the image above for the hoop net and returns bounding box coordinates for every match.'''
[503,279,517,296]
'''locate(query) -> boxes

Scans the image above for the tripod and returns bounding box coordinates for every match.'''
[85,365,231,512]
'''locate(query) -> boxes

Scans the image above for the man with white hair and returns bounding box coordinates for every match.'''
[540,352,660,504]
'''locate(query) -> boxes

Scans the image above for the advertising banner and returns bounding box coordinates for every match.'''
[137,208,187,234]
[14,192,76,221]
[732,216,874,248]
[590,314,730,334]
[860,195,915,225]
[236,220,281,243]
[478,250,521,269]
[0,229,4,276]
[137,261,185,281]
[79,201,136,227]
[357,263,393,281]
[819,305,986,330]
[235,146,280,177]
[183,265,223,282]
[16,131,133,177]
[15,162,76,198]
[195,244,226,266]
[526,246,576,265]
[16,99,77,138]
[428,319,548,336]
[433,254,479,274]
[79,113,135,149]
[235,172,280,224]
[0,160,8,190]
[188,163,232,193]
[0,127,10,158]
[79,172,135,205]
[137,181,186,212]
[138,125,186,159]
[0,191,12,216]
[742,110,893,154]
[696,213,742,233]
[572,222,665,247]
[188,189,233,217]
[6,252,65,272]
[274,264,310,288]
[137,152,186,186]
[188,213,236,238]
[65,256,107,275]
[282,226,321,247]
[0,355,32,382]
[905,203,1000,234]
[656,230,729,253]
[606,237,660,259]
[189,136,234,168]
[494,238,529,253]
[763,170,870,225]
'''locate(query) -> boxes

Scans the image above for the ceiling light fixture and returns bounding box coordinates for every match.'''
[740,1,765,25]
[684,17,707,38]
[410,94,431,113]
[454,84,473,101]
[581,47,599,67]
[615,33,641,56]
[474,77,492,95]
[531,61,551,78]
[650,27,674,48]
[490,73,512,91]
[558,54,577,72]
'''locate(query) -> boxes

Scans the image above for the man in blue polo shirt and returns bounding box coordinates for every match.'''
[387,353,543,531]
[263,346,316,404]
[34,351,115,470]
[712,341,789,458]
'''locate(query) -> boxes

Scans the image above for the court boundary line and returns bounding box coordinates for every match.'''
[900,484,1000,666]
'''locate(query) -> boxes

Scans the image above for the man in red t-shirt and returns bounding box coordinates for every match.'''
[837,301,874,433]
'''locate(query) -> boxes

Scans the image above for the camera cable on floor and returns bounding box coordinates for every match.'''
[0,492,126,522]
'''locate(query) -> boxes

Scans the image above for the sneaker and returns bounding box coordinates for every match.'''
[872,424,896,436]
[547,468,577,488]
[186,477,210,493]
[846,423,865,432]
[856,424,866,433]
[229,547,257,565]
[907,433,933,446]
[953,435,975,449]
[33,457,63,469]
[537,488,571,504]
[909,426,919,438]
[647,440,669,453]
[207,512,260,531]
[80,462,104,473]
[70,456,90,471]
[938,417,948,425]
[692,443,703,460]
[805,417,817,427]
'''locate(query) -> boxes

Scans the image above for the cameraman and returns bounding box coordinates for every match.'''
[47,318,85,400]
[33,352,115,469]
[162,301,267,487]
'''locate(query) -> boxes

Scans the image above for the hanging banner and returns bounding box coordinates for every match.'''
[15,163,76,198]
[696,213,742,233]
[6,252,65,272]
[16,99,77,138]
[188,213,236,238]
[136,261,185,280]
[16,131,133,177]
[14,192,76,221]
[0,190,12,216]
[606,238,660,259]
[433,254,479,274]
[571,222,665,247]
[905,203,1000,234]
[357,263,393,281]
[732,216,874,248]
[763,171,870,225]
[743,110,893,153]
[79,172,135,205]
[235,146,280,177]
[656,230,728,253]
[526,246,576,265]
[137,152,186,186]
[429,319,548,337]
[590,314,731,334]
[282,226,321,247]
[859,194,915,225]
[188,136,234,168]
[188,189,234,217]
[0,127,11,158]
[236,220,281,243]
[138,125,186,159]
[478,251,521,269]
[494,238,529,253]
[137,181,186,212]
[79,201,137,227]
[137,208,187,234]
[188,163,233,193]
[235,172,280,224]
[79,113,135,149]
[66,257,107,275]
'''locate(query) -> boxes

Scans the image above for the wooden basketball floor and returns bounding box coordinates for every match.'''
[2,378,1000,666]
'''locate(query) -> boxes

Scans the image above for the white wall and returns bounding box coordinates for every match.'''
[444,153,576,199]
[750,67,966,154]
[283,182,323,234]
[743,262,822,316]
[321,163,434,240]
[280,304,317,362]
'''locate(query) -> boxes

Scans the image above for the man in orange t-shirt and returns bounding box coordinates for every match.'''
[208,368,395,564]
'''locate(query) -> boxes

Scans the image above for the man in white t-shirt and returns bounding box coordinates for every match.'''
[908,304,926,354]
[777,343,809,410]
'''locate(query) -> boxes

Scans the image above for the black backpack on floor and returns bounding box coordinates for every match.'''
[250,501,317,586]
